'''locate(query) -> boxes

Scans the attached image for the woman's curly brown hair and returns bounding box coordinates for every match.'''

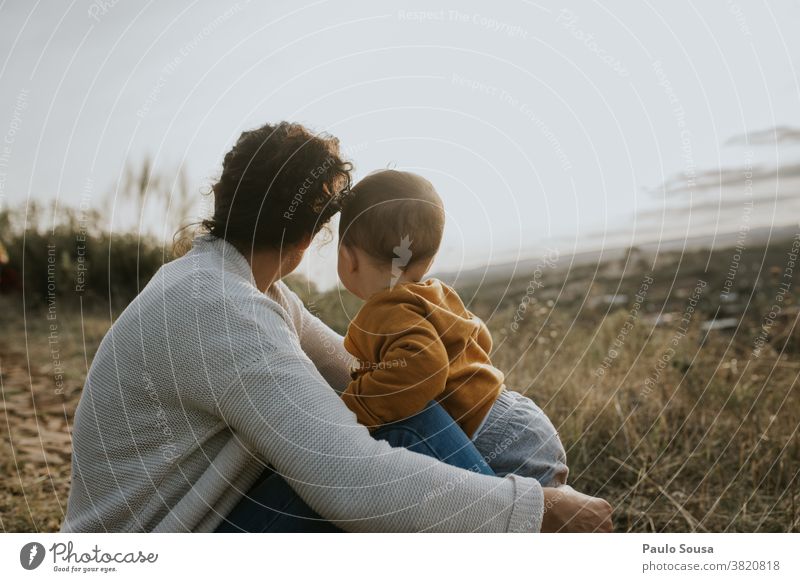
[202,121,352,251]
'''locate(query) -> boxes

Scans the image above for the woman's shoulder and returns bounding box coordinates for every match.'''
[123,238,298,345]
[267,280,306,319]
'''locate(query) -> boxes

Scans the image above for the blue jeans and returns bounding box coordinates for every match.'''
[215,401,495,532]
[473,389,569,487]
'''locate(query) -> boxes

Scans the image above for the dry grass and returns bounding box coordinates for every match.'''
[487,308,799,532]
[1,296,112,532]
[1,250,799,532]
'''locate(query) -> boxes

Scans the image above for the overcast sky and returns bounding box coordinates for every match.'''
[1,0,799,288]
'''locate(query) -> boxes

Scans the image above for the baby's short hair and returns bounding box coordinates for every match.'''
[339,170,445,266]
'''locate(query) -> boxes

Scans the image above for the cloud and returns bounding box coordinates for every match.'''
[646,126,800,197]
[631,126,800,242]
[654,162,800,196]
[725,125,800,146]
[636,188,800,220]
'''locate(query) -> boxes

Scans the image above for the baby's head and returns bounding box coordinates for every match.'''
[338,169,445,299]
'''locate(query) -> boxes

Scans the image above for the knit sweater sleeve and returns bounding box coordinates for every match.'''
[204,302,544,533]
[296,298,353,395]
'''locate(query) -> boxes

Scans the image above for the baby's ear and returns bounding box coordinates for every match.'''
[340,244,359,273]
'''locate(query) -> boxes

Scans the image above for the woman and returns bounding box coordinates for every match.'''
[62,122,612,533]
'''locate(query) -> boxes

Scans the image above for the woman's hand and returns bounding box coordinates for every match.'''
[540,485,614,532]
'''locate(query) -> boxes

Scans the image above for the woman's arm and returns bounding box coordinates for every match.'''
[209,310,544,533]
[291,291,354,394]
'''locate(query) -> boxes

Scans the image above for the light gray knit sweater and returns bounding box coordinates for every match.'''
[62,235,544,532]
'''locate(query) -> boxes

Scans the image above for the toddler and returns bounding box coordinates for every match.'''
[337,170,567,486]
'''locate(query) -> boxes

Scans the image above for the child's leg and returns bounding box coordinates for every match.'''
[372,400,495,476]
[472,389,568,487]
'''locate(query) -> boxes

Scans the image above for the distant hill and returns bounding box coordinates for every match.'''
[435,223,799,286]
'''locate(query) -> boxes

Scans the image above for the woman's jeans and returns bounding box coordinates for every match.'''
[215,401,495,532]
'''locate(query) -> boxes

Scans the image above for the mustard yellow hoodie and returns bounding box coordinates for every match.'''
[341,278,504,438]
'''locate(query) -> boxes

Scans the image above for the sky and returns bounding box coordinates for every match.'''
[1,0,799,288]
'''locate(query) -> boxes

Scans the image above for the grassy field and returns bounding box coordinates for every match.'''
[1,237,799,532]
